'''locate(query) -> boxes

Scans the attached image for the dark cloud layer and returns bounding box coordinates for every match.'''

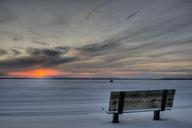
[27,48,62,57]
[0,47,79,71]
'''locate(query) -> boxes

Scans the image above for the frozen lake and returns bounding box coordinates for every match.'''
[0,79,192,128]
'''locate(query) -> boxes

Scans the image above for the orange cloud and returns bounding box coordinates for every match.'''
[8,68,61,78]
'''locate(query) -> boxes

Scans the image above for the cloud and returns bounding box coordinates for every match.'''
[83,40,117,50]
[0,49,22,56]
[0,49,7,55]
[32,41,49,45]
[0,54,78,71]
[125,11,139,21]
[27,47,69,57]
[0,47,79,71]
[0,56,45,70]
[71,24,192,73]
[12,37,20,41]
[125,0,154,21]
[85,0,112,20]
[55,46,70,51]
[0,30,24,42]
[77,39,121,56]
[11,49,22,55]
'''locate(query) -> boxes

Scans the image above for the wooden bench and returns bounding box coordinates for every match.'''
[102,89,176,123]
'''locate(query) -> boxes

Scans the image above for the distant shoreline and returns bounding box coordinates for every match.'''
[0,77,191,80]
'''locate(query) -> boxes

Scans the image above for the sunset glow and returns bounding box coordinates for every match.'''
[8,69,61,78]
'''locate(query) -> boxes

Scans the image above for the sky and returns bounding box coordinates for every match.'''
[0,0,192,78]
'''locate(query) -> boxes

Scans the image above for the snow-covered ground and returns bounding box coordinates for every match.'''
[0,79,192,128]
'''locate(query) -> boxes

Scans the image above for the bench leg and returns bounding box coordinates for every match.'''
[153,110,160,120]
[112,113,119,123]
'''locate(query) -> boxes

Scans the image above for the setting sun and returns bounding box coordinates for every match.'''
[8,69,61,78]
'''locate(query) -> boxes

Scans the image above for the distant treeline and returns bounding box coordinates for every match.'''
[0,77,192,80]
[161,78,192,80]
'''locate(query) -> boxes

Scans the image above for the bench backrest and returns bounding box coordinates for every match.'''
[109,89,175,114]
